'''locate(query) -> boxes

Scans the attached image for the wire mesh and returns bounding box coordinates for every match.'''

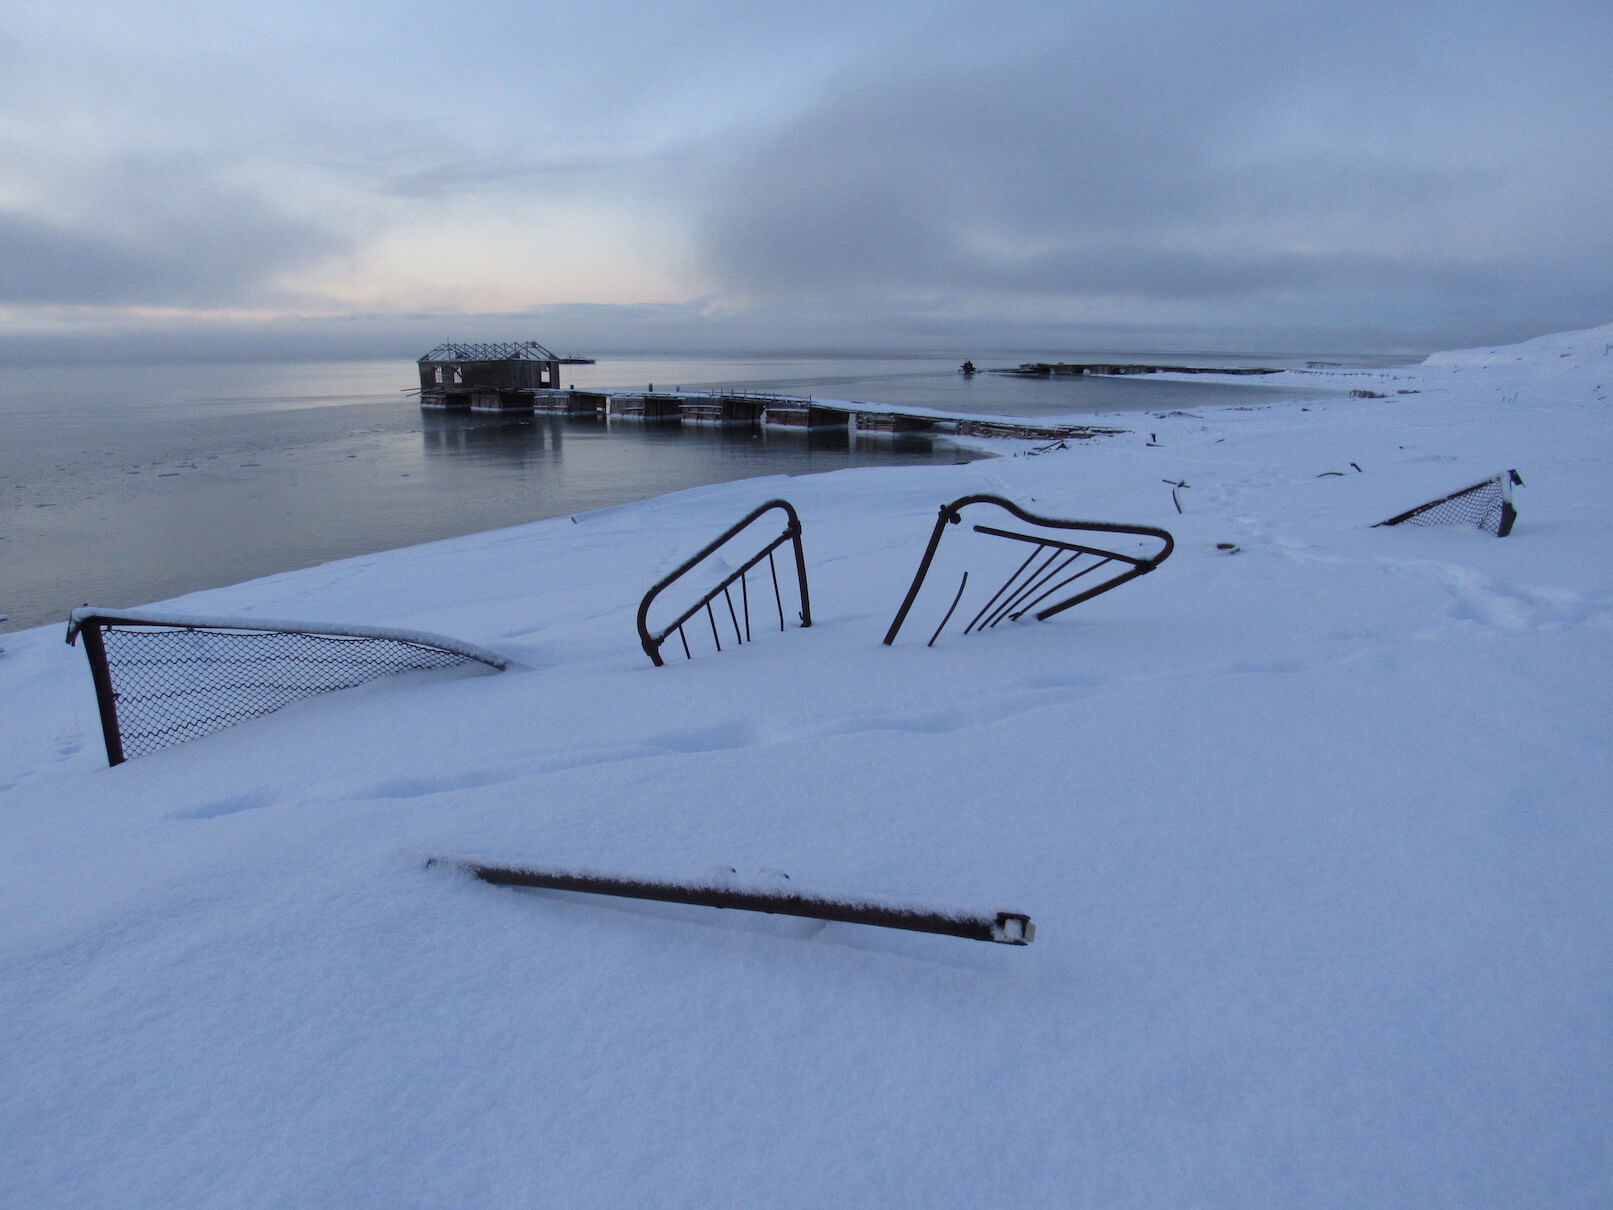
[1377,470,1521,536]
[75,619,499,762]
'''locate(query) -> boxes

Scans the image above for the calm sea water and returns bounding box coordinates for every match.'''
[0,352,1392,631]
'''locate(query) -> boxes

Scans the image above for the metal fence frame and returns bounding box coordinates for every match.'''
[1375,469,1523,536]
[66,608,508,766]
[883,495,1176,647]
[636,499,812,666]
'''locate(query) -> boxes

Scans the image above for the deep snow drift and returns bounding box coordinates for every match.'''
[3,325,1610,1207]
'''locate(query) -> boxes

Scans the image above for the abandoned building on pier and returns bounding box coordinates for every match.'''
[412,343,1116,441]
[417,341,595,410]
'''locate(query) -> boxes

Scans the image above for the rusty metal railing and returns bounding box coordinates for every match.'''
[636,499,811,666]
[431,859,1034,945]
[883,495,1175,647]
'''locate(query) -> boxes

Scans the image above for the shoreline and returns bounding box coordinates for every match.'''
[0,360,1373,636]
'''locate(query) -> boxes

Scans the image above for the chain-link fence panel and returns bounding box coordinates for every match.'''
[1377,470,1522,537]
[67,609,507,765]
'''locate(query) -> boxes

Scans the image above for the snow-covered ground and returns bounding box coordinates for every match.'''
[3,325,1610,1207]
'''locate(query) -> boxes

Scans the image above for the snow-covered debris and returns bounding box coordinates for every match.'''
[2,324,1610,1208]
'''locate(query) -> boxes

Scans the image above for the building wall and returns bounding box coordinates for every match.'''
[418,359,561,392]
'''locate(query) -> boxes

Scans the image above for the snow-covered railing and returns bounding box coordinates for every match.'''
[66,608,508,766]
[1376,469,1523,537]
[431,859,1035,945]
[883,495,1175,647]
[636,499,812,666]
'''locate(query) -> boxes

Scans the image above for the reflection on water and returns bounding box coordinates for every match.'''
[1,348,1383,632]
[420,409,573,462]
[2,400,977,631]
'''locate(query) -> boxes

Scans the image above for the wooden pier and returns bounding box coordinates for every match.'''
[606,392,687,422]
[854,411,942,434]
[595,392,1105,440]
[425,387,1114,442]
[415,344,1121,441]
[743,398,849,428]
[601,392,853,429]
[532,388,607,414]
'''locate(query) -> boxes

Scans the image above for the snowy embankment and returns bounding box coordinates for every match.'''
[3,325,1610,1207]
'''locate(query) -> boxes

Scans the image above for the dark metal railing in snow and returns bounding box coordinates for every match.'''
[883,495,1175,647]
[67,608,508,765]
[636,499,812,666]
[1375,469,1522,537]
[431,859,1035,945]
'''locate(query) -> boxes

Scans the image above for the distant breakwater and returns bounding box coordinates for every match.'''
[995,362,1281,378]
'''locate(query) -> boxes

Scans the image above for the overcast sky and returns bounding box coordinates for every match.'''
[4,0,1610,359]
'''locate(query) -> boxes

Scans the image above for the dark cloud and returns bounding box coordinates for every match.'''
[689,4,1613,340]
[4,0,1609,354]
